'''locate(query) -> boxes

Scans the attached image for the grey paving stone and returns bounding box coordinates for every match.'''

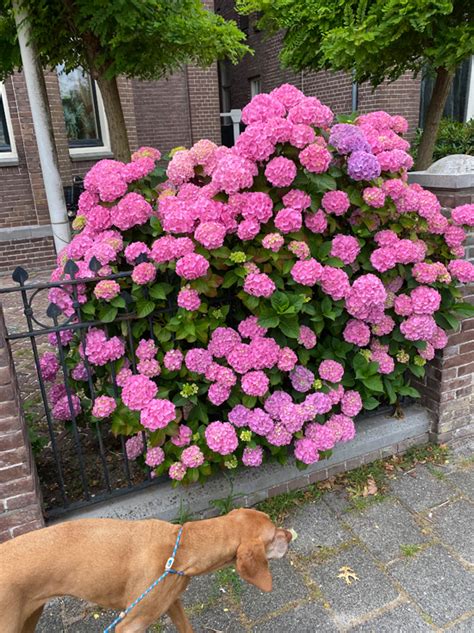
[446,615,474,632]
[188,601,244,632]
[182,572,220,607]
[241,558,308,620]
[447,467,474,501]
[344,499,427,563]
[431,499,474,564]
[388,465,454,512]
[252,601,339,632]
[348,603,432,632]
[322,490,352,516]
[289,500,351,556]
[389,545,474,627]
[35,599,66,632]
[310,545,399,628]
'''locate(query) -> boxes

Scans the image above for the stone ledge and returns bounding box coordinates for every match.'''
[57,406,431,525]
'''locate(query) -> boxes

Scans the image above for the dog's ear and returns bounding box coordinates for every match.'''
[236,539,272,592]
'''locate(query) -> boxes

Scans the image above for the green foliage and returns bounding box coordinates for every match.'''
[237,0,473,85]
[0,0,250,81]
[411,118,474,163]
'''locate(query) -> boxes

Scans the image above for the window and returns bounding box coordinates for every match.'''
[57,66,111,158]
[250,77,262,99]
[419,57,473,127]
[0,82,18,164]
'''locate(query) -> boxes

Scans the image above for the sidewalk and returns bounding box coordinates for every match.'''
[36,436,474,632]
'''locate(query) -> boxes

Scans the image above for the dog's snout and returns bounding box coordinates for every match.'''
[283,529,292,543]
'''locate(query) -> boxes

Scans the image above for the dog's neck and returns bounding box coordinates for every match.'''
[175,516,240,576]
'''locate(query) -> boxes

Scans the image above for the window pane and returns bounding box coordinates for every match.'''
[0,96,11,152]
[250,77,262,99]
[419,58,472,127]
[57,66,103,147]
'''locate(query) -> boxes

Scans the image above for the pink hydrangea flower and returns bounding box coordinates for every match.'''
[451,204,474,227]
[140,398,176,430]
[208,327,241,357]
[282,189,311,211]
[238,315,267,339]
[331,235,360,264]
[322,191,350,216]
[298,325,317,349]
[263,390,292,419]
[185,348,213,374]
[448,259,474,283]
[290,365,315,392]
[294,438,319,464]
[250,337,280,370]
[341,391,363,417]
[92,395,117,418]
[305,209,328,234]
[242,93,286,124]
[40,352,59,382]
[266,422,292,446]
[205,421,238,455]
[431,326,448,350]
[241,371,270,397]
[208,382,231,405]
[277,347,298,371]
[299,143,332,173]
[248,408,274,435]
[136,339,157,361]
[274,208,302,233]
[113,192,152,231]
[94,279,120,301]
[125,434,144,460]
[132,262,156,285]
[242,446,264,467]
[212,153,257,194]
[121,374,157,411]
[410,286,442,314]
[345,274,387,322]
[181,445,205,469]
[163,349,183,371]
[175,253,209,280]
[137,359,161,378]
[243,273,276,298]
[305,423,336,450]
[370,248,397,273]
[171,424,192,447]
[343,319,371,347]
[262,233,285,252]
[178,288,201,311]
[400,315,437,341]
[394,294,413,317]
[145,446,165,468]
[291,258,324,286]
[288,240,311,260]
[363,187,386,208]
[237,219,260,241]
[326,414,355,442]
[265,157,297,187]
[194,221,227,250]
[303,393,333,418]
[228,404,253,427]
[321,267,350,300]
[319,359,344,383]
[169,462,187,481]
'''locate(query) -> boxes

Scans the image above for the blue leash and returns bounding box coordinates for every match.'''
[103,527,185,632]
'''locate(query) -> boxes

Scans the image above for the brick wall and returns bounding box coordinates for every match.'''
[0,305,44,542]
[412,186,474,441]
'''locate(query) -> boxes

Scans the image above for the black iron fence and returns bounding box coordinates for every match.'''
[0,263,170,519]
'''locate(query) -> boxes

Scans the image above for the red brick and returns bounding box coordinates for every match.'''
[10,518,44,538]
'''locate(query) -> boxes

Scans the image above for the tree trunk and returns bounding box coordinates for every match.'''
[414,67,454,171]
[95,74,131,162]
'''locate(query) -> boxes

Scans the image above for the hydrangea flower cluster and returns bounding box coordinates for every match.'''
[44,91,474,485]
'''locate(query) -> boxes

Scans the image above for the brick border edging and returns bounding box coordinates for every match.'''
[0,304,44,542]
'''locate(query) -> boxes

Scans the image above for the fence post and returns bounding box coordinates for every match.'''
[0,304,44,542]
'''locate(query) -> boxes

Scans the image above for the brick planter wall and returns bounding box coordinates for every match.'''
[0,305,44,542]
[408,172,474,441]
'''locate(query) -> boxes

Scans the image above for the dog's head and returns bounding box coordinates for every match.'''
[229,508,292,593]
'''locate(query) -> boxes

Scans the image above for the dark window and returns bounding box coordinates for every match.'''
[57,67,103,148]
[0,95,12,152]
[419,58,472,127]
[238,14,249,34]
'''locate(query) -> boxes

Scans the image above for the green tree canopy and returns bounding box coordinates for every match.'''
[238,0,474,169]
[0,0,250,159]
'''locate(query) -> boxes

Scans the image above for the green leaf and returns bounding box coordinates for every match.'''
[362,375,384,392]
[136,299,155,318]
[398,385,421,398]
[305,172,337,191]
[258,315,280,328]
[98,306,118,323]
[451,302,474,318]
[279,316,300,339]
[363,396,380,410]
[149,283,173,300]
[242,395,257,408]
[271,291,290,314]
[110,296,126,308]
[81,301,96,315]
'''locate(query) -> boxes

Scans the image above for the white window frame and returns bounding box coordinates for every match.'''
[68,83,112,160]
[465,55,474,122]
[250,77,262,99]
[0,81,19,166]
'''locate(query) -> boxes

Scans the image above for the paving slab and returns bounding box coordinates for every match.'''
[389,545,474,627]
[35,599,65,632]
[348,602,432,632]
[252,601,339,632]
[188,601,244,633]
[322,490,352,516]
[446,467,474,501]
[343,499,427,563]
[310,545,399,628]
[445,615,474,632]
[388,465,455,512]
[431,499,474,564]
[241,558,309,621]
[289,500,351,556]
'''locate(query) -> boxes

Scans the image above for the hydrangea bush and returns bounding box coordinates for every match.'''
[41,85,474,484]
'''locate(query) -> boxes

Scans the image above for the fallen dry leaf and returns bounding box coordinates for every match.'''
[337,566,359,585]
[362,476,378,497]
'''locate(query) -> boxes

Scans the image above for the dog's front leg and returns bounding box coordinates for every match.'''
[167,599,194,633]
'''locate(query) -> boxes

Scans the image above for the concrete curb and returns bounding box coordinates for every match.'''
[58,406,431,524]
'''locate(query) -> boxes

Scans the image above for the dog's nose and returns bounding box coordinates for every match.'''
[283,529,293,543]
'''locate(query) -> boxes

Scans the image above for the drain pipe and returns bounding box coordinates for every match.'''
[351,73,359,112]
[12,0,71,253]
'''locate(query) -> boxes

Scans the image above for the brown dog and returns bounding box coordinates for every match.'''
[0,508,292,632]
